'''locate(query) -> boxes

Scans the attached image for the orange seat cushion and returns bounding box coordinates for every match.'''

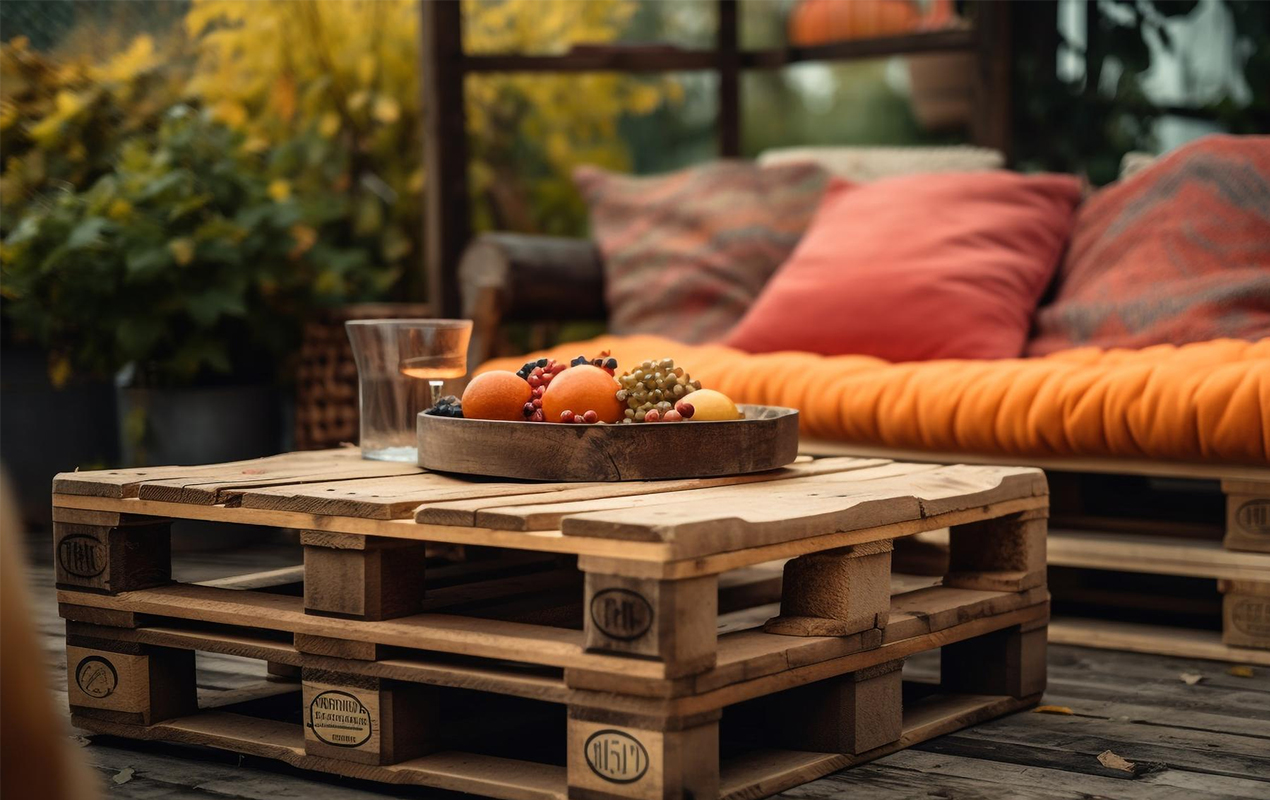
[482,336,1270,465]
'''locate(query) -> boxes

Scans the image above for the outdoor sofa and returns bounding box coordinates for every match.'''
[457,143,1270,664]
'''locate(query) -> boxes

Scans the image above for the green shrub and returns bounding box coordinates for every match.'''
[1,108,396,387]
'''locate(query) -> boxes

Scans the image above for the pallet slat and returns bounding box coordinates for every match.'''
[71,711,568,800]
[1048,616,1270,666]
[1047,529,1270,581]
[416,458,890,529]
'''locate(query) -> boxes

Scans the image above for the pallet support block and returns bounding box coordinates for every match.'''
[1219,579,1270,650]
[302,531,427,620]
[66,635,196,725]
[941,619,1047,700]
[735,658,904,755]
[567,710,720,800]
[302,668,437,766]
[765,540,892,636]
[944,510,1046,593]
[1223,480,1270,554]
[584,573,717,678]
[53,520,171,594]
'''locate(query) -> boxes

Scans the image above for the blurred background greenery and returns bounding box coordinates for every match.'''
[1,0,1264,391]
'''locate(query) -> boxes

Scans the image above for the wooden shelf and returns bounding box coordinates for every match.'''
[459,29,976,74]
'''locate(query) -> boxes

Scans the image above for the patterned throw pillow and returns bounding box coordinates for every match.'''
[574,161,830,344]
[1029,135,1270,356]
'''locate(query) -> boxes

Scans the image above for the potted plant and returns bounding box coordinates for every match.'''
[2,107,396,466]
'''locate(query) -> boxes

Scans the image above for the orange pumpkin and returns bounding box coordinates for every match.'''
[789,0,924,46]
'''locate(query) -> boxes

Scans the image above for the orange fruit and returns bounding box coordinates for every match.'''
[542,364,623,423]
[461,370,532,421]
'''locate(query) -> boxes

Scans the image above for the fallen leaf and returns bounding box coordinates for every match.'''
[1098,750,1135,773]
[1228,665,1255,678]
[112,768,135,785]
[1033,705,1074,715]
[1179,672,1204,685]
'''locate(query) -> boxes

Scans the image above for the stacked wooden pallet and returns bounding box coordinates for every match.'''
[54,450,1049,800]
[801,441,1270,665]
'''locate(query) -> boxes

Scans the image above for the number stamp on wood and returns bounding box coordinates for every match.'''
[583,574,717,678]
[1224,490,1270,554]
[567,715,718,800]
[1220,580,1270,650]
[66,641,195,725]
[302,668,435,765]
[54,521,171,594]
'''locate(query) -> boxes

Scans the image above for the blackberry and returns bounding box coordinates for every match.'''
[424,395,463,418]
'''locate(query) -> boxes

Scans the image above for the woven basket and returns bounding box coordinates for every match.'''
[294,303,433,451]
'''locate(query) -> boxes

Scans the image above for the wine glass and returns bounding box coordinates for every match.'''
[397,321,472,410]
[346,319,472,462]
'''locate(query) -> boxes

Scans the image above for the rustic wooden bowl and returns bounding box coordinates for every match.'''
[416,404,799,481]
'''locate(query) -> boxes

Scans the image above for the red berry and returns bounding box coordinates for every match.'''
[675,401,695,419]
[532,367,544,377]
[522,402,535,417]
[550,363,567,374]
[560,410,575,423]
[527,374,542,388]
[664,410,683,422]
[644,409,660,423]
[583,410,599,424]
[532,397,543,408]
[530,410,545,422]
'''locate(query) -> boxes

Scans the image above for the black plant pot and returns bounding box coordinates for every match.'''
[116,383,282,467]
[116,383,285,551]
[1,348,119,530]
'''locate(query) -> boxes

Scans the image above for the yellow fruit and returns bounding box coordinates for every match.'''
[461,370,532,421]
[685,389,742,421]
[542,365,624,423]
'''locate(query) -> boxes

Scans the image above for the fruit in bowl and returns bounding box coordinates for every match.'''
[542,363,624,424]
[459,370,532,421]
[430,353,743,424]
[682,389,742,421]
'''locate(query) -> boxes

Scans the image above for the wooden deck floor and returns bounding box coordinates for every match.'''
[26,534,1270,800]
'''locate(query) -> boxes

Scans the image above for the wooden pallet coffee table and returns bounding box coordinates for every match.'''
[54,448,1050,800]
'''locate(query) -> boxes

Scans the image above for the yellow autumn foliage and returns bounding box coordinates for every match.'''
[182,0,677,236]
[3,0,677,312]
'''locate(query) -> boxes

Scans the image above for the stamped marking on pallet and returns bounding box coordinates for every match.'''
[75,655,118,699]
[1230,597,1270,638]
[307,690,373,747]
[59,534,106,579]
[590,589,654,642]
[1236,500,1270,536]
[584,729,649,784]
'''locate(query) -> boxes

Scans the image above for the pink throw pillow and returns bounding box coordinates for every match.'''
[575,161,829,344]
[725,172,1082,361]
